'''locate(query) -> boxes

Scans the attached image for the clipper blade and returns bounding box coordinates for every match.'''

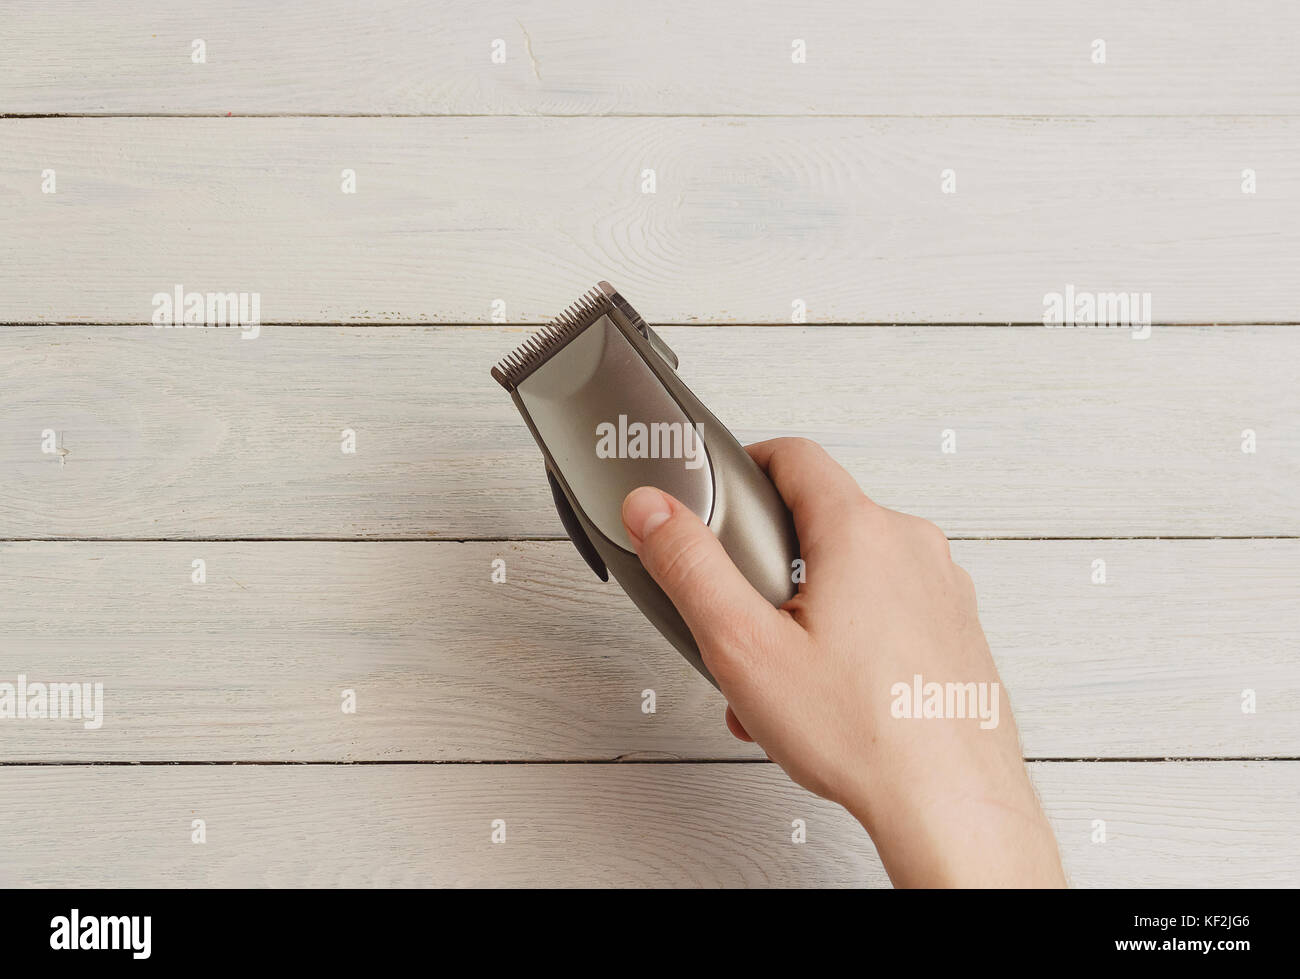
[491,284,613,390]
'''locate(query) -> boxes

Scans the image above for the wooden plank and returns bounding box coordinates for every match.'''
[1,540,1294,761]
[3,1,1297,115]
[0,762,1292,887]
[1,118,1297,323]
[1,325,1295,539]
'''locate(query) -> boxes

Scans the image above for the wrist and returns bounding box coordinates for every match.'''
[850,781,1066,888]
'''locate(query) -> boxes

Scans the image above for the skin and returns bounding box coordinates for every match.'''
[620,437,1066,888]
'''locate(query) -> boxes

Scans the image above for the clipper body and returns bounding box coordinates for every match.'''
[492,282,798,687]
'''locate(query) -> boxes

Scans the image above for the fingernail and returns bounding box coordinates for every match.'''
[623,487,671,544]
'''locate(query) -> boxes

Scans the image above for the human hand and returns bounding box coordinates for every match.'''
[621,437,1065,887]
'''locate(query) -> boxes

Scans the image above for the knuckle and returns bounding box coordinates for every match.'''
[781,436,827,468]
[838,496,888,547]
[952,563,976,594]
[867,502,907,534]
[852,493,881,520]
[908,515,951,552]
[836,492,878,528]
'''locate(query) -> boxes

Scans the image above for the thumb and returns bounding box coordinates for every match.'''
[621,485,782,656]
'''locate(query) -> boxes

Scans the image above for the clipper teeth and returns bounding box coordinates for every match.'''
[490,285,611,389]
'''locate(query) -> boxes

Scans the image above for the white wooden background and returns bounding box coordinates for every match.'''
[1,1,1297,888]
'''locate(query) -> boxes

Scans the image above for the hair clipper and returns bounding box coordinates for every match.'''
[491,281,799,687]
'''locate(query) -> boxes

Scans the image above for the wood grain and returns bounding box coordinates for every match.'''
[3,1,1297,115]
[1,539,1294,761]
[1,118,1297,323]
[1,325,1294,539]
[0,762,1292,887]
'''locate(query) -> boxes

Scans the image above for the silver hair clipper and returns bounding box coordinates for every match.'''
[491,281,799,687]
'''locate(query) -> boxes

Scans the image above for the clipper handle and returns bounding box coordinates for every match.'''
[544,392,799,689]
[601,428,799,688]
